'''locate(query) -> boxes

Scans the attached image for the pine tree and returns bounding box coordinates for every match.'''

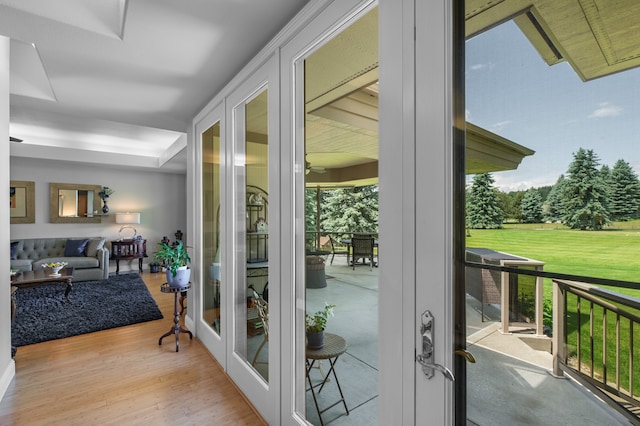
[561,148,610,230]
[521,188,543,223]
[608,159,640,221]
[543,175,566,223]
[466,173,504,229]
[321,185,379,236]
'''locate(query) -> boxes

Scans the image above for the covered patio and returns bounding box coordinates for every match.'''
[300,261,629,425]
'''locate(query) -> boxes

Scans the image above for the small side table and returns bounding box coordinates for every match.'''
[111,239,147,274]
[306,333,349,426]
[158,283,193,352]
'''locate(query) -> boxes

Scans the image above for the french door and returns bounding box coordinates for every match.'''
[379,0,458,423]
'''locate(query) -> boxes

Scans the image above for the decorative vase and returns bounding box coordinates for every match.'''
[166,266,191,288]
[306,330,325,349]
[49,266,64,277]
[102,200,109,214]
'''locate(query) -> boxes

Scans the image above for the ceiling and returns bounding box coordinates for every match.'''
[4,1,639,179]
[2,0,310,173]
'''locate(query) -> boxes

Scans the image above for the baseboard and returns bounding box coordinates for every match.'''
[185,312,195,335]
[0,359,15,402]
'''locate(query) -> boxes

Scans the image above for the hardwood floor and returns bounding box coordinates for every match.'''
[0,272,266,425]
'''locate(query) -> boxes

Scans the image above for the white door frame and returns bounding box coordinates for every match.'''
[189,0,458,423]
[379,0,456,424]
[193,101,227,363]
[224,54,281,425]
[279,1,379,424]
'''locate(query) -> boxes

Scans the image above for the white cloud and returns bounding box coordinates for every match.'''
[588,102,623,118]
[489,121,512,132]
[465,109,471,121]
[469,63,493,71]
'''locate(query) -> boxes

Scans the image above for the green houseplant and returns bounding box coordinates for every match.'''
[153,241,191,287]
[148,261,160,273]
[305,303,336,349]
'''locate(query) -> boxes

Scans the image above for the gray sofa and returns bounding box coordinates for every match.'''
[10,237,110,282]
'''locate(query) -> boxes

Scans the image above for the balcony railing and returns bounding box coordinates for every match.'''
[553,279,640,422]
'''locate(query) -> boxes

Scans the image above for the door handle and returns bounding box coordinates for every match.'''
[454,349,476,363]
[416,310,455,381]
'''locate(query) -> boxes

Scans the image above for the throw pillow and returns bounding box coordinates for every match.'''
[64,239,89,257]
[10,241,19,260]
[85,238,106,257]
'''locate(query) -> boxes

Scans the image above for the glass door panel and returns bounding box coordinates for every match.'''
[235,88,270,383]
[463,3,640,423]
[202,121,221,335]
[301,6,379,425]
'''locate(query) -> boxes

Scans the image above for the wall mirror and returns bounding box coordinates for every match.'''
[49,182,102,223]
[10,180,35,224]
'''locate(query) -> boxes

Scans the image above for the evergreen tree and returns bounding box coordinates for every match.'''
[321,185,378,236]
[544,175,566,222]
[608,159,640,221]
[510,191,525,223]
[600,164,611,182]
[305,189,318,231]
[521,188,543,223]
[561,148,610,230]
[466,173,504,229]
[537,185,553,203]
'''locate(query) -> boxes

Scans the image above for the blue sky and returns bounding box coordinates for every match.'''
[466,20,640,192]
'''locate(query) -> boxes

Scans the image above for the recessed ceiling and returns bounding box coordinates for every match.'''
[1,0,310,172]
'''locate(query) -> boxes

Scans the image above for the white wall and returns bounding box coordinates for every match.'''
[0,35,15,404]
[10,157,187,274]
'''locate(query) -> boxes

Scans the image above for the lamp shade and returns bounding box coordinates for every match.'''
[115,212,140,224]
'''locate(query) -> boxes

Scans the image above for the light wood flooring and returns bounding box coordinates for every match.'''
[0,272,266,425]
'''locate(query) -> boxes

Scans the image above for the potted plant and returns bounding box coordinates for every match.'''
[98,187,113,214]
[153,240,191,288]
[149,261,160,273]
[305,303,336,349]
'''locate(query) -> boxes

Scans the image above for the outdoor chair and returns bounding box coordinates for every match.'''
[251,289,269,367]
[351,236,375,270]
[329,235,350,265]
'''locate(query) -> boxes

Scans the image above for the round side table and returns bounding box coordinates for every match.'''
[158,283,193,352]
[305,333,349,425]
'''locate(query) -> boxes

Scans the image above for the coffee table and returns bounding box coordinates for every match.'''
[11,267,75,302]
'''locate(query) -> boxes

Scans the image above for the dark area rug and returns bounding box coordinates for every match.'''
[12,274,163,347]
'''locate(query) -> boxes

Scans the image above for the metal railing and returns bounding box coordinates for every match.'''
[553,279,640,422]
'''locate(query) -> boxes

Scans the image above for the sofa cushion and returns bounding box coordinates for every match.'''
[85,237,106,257]
[64,239,89,257]
[10,241,19,260]
[10,258,33,272]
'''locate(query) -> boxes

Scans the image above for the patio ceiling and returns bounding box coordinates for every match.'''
[303,7,536,188]
[466,0,640,82]
[307,1,640,186]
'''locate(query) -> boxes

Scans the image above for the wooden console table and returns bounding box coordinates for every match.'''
[111,239,147,274]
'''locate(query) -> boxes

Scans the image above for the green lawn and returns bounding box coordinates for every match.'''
[466,223,640,296]
[466,222,640,394]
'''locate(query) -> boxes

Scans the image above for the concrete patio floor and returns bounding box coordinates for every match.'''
[300,259,632,425]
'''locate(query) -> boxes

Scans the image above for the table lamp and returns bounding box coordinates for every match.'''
[115,212,140,240]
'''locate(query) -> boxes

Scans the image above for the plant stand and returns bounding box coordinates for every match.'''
[158,283,192,352]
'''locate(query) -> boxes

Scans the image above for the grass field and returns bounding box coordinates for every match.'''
[466,222,640,296]
[465,221,640,394]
